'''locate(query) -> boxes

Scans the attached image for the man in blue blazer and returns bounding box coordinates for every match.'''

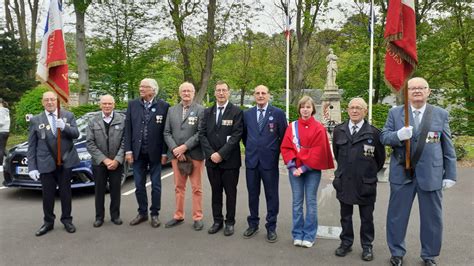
[242,85,287,243]
[380,77,457,266]
[125,78,170,228]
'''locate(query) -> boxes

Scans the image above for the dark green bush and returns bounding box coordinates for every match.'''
[454,142,467,161]
[449,108,474,136]
[272,101,298,121]
[12,86,49,133]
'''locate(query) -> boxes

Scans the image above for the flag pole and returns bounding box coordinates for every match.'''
[403,82,410,169]
[285,0,290,121]
[368,0,374,123]
[56,98,62,166]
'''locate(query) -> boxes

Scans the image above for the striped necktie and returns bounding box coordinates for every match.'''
[50,113,56,136]
[257,109,265,131]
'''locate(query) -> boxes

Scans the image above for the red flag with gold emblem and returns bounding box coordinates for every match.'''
[384,0,418,91]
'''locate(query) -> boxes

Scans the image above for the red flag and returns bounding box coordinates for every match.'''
[384,0,418,91]
[36,0,69,103]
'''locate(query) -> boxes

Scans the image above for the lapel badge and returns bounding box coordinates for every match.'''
[363,144,375,157]
[190,111,195,116]
[156,115,163,123]
[38,123,45,129]
[151,108,156,112]
[269,116,274,121]
[115,125,120,130]
[367,139,373,144]
[46,125,51,131]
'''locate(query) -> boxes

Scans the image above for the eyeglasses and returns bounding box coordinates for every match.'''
[215,89,228,94]
[408,87,427,91]
[347,106,364,111]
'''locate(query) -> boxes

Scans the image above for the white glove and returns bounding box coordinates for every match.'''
[56,118,66,130]
[28,170,40,181]
[397,126,413,141]
[442,179,456,190]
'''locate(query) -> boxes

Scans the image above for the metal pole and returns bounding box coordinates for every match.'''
[368,0,375,123]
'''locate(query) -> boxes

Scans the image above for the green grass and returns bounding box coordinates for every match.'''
[456,136,474,160]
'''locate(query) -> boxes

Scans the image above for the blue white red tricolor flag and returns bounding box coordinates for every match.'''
[384,0,418,92]
[36,0,69,103]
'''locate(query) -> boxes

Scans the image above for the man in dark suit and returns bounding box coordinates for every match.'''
[332,97,385,261]
[242,85,287,243]
[199,81,243,236]
[125,78,170,228]
[28,91,80,236]
[381,77,457,266]
[86,95,126,227]
[164,82,205,231]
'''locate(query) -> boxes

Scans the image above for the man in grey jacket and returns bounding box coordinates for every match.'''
[164,82,205,231]
[86,95,126,227]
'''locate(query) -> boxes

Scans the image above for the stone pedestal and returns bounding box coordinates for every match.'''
[321,85,342,125]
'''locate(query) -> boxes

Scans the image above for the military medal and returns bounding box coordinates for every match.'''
[156,115,163,123]
[269,123,275,132]
[363,144,375,157]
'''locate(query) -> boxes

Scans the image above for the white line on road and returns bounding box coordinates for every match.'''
[122,171,174,196]
[0,186,7,190]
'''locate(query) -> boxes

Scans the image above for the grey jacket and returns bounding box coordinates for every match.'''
[86,112,126,166]
[164,102,205,161]
[27,110,80,173]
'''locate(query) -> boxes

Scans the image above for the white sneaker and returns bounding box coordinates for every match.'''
[301,240,314,248]
[293,239,303,246]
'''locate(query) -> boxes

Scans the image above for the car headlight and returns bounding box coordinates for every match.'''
[78,151,92,161]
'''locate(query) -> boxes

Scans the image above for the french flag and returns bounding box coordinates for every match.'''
[36,0,69,103]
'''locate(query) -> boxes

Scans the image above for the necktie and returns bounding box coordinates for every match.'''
[351,125,358,135]
[257,109,265,131]
[50,113,56,136]
[216,106,224,128]
[183,106,189,121]
[413,110,421,131]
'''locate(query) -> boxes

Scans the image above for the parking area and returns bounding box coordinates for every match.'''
[0,165,473,265]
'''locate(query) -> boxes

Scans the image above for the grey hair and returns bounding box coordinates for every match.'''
[408,77,429,89]
[348,97,368,110]
[141,78,159,94]
[179,82,195,93]
[99,94,115,103]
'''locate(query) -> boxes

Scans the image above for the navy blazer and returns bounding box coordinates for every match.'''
[199,102,243,169]
[27,110,80,173]
[125,98,170,163]
[242,105,287,169]
[380,104,457,191]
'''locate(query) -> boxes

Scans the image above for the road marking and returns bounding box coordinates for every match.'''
[0,186,7,190]
[122,171,174,196]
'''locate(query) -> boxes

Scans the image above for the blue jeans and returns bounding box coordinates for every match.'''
[133,153,162,216]
[289,169,321,242]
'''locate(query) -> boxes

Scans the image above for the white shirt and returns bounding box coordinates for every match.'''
[411,104,427,122]
[45,110,58,130]
[256,103,269,121]
[102,111,114,124]
[348,119,364,134]
[216,101,229,124]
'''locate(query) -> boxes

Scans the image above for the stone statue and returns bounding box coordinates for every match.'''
[326,48,338,88]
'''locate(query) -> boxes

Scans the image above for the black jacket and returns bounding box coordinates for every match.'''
[199,102,243,169]
[332,120,385,205]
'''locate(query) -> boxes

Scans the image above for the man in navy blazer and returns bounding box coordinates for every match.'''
[125,78,170,228]
[380,77,457,266]
[242,85,287,243]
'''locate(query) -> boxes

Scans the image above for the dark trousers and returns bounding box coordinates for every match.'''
[40,167,73,225]
[206,167,239,225]
[133,153,162,216]
[339,201,375,249]
[246,164,279,232]
[93,164,123,220]
[0,132,9,165]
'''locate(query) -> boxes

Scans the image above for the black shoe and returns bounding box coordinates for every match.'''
[390,256,403,266]
[335,245,352,257]
[165,218,184,228]
[35,224,54,237]
[208,223,223,234]
[93,219,104,228]
[266,231,278,243]
[423,259,437,266]
[243,227,259,239]
[111,218,123,225]
[193,220,204,231]
[129,214,148,226]
[362,247,374,261]
[224,224,234,236]
[64,222,76,233]
[150,215,161,228]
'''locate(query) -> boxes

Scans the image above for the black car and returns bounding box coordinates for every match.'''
[2,111,132,190]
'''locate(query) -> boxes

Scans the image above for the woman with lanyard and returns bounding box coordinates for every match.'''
[281,96,334,248]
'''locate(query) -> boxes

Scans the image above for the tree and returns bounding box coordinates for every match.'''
[4,0,39,53]
[0,33,37,104]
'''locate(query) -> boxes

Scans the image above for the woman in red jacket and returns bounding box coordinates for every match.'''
[281,96,334,248]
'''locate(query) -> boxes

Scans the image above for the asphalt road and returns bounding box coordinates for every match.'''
[0,164,473,265]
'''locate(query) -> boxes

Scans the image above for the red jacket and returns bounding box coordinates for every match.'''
[281,117,334,170]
